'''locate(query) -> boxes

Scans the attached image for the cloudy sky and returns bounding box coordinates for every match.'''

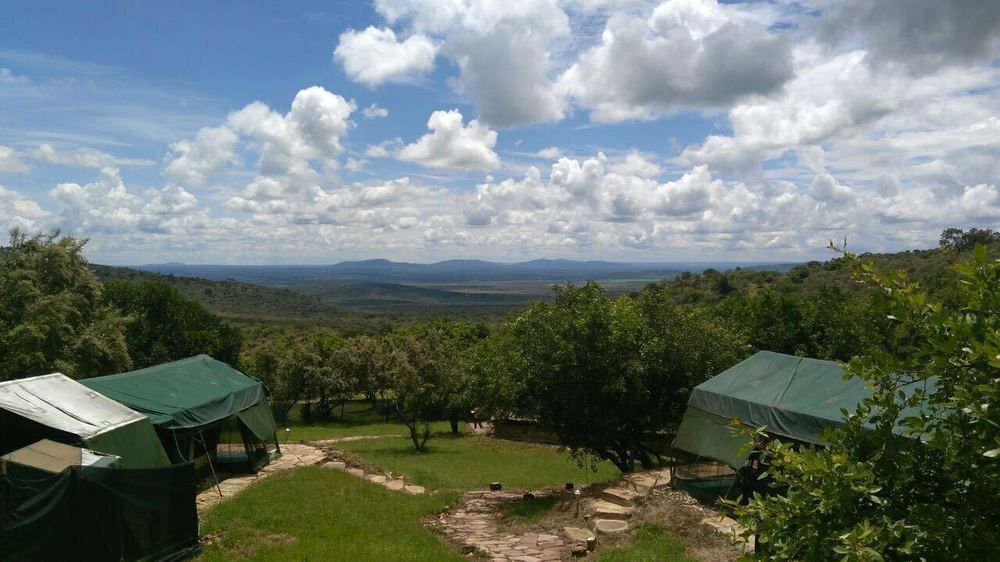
[1,0,998,264]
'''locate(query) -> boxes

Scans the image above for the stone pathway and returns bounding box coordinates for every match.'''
[312,434,404,444]
[314,446,426,495]
[196,443,326,513]
[433,490,575,561]
[467,421,494,436]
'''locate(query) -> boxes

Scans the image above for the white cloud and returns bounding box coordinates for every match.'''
[534,146,562,160]
[0,146,28,173]
[334,27,437,87]
[30,143,156,170]
[362,103,390,119]
[0,184,47,232]
[610,153,661,179]
[372,0,570,127]
[366,138,404,158]
[397,109,500,170]
[0,68,29,85]
[557,0,793,122]
[346,157,367,172]
[163,126,239,185]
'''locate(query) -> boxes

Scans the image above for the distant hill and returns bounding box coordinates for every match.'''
[130,258,797,285]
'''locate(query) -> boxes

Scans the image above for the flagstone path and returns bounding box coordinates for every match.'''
[196,443,326,513]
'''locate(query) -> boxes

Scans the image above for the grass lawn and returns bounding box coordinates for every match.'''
[279,400,458,442]
[198,467,464,562]
[595,524,695,562]
[336,433,621,491]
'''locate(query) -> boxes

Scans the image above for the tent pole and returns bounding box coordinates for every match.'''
[199,431,223,498]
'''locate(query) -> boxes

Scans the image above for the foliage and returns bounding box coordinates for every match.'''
[471,282,747,472]
[102,280,242,368]
[0,229,130,380]
[735,245,1000,560]
[939,227,1000,253]
[383,329,463,450]
[199,467,464,562]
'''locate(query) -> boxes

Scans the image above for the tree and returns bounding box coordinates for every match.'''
[0,229,130,380]
[103,280,242,368]
[384,330,461,450]
[939,227,1000,253]
[472,282,746,472]
[736,245,1000,560]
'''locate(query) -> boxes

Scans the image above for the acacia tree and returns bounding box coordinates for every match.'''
[473,282,746,472]
[385,330,460,450]
[736,246,1000,560]
[0,229,130,380]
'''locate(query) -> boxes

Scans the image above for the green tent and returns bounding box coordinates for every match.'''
[672,351,936,469]
[80,355,278,471]
[0,373,170,469]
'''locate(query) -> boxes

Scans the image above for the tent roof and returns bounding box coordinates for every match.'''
[0,373,148,440]
[688,351,864,444]
[79,355,266,430]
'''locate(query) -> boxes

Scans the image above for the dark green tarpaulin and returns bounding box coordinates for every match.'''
[672,351,937,468]
[235,400,278,442]
[81,355,268,430]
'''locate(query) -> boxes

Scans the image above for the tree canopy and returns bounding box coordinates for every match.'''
[0,229,130,380]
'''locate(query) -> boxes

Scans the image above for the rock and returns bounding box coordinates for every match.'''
[367,474,387,484]
[346,468,364,477]
[592,499,632,520]
[404,484,426,495]
[586,537,596,551]
[565,482,575,490]
[563,526,595,543]
[593,519,629,535]
[385,479,405,491]
[490,482,502,491]
[571,546,588,558]
[322,461,346,470]
[600,487,639,508]
[523,492,535,500]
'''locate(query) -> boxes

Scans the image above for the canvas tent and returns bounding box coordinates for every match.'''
[670,350,936,501]
[0,373,170,469]
[80,354,279,474]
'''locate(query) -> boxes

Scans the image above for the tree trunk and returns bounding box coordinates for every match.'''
[449,411,460,435]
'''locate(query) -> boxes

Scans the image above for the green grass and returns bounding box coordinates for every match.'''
[279,400,458,442]
[198,467,464,562]
[498,495,558,524]
[595,524,695,562]
[336,433,620,491]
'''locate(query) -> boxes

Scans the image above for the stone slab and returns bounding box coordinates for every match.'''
[600,487,639,508]
[592,519,629,535]
[591,499,632,520]
[563,526,595,543]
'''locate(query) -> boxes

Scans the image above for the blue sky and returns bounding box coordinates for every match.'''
[0,0,998,264]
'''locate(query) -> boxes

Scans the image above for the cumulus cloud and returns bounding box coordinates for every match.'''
[163,126,239,185]
[30,143,156,170]
[534,147,563,160]
[362,103,390,119]
[822,0,1000,74]
[368,0,570,127]
[0,184,47,231]
[397,109,500,170]
[0,146,28,173]
[334,26,437,87]
[164,86,355,190]
[557,0,793,122]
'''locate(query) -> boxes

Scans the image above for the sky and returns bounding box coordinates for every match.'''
[0,0,998,265]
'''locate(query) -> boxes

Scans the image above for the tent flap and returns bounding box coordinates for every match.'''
[673,407,753,468]
[236,400,277,442]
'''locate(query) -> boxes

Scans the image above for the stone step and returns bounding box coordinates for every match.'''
[384,479,405,491]
[403,484,425,495]
[592,519,629,535]
[367,474,387,484]
[322,460,346,470]
[600,487,639,508]
[563,526,595,543]
[591,499,632,520]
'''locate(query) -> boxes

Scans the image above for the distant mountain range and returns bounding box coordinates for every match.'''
[132,258,798,286]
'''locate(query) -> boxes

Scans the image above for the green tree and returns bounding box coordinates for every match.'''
[0,229,130,380]
[736,245,1000,560]
[103,280,242,368]
[384,330,461,450]
[473,282,746,472]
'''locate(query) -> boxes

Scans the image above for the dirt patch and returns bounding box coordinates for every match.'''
[625,488,741,562]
